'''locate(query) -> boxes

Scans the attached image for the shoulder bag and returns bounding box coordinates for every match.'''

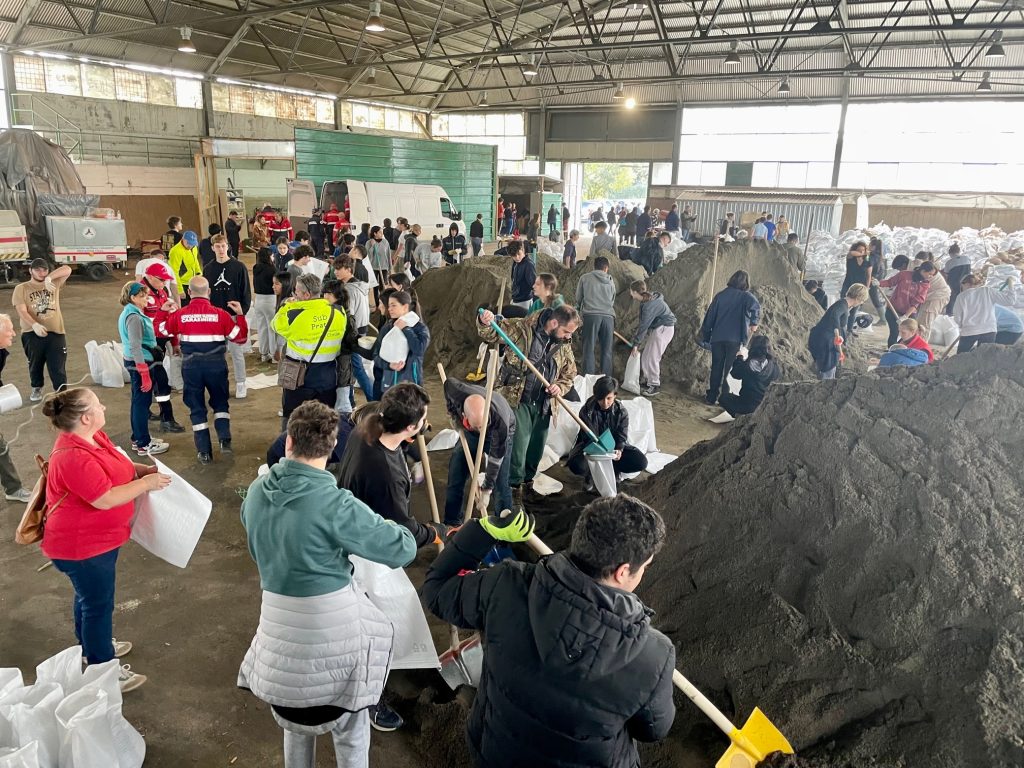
[279,307,336,391]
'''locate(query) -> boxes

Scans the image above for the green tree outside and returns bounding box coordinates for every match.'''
[583,163,648,201]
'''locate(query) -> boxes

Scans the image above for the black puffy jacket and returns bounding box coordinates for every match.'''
[422,521,676,768]
[569,397,630,459]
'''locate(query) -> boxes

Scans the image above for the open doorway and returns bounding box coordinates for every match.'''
[581,162,648,232]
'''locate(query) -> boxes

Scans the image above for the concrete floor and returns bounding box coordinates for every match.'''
[0,260,723,767]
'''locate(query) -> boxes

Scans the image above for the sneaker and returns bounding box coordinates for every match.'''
[135,441,169,456]
[582,476,595,493]
[511,485,523,509]
[160,420,185,433]
[30,387,43,402]
[277,409,284,418]
[369,702,404,732]
[235,383,247,399]
[642,385,660,397]
[197,451,213,464]
[4,488,31,503]
[219,439,233,454]
[118,664,147,693]
[113,638,132,658]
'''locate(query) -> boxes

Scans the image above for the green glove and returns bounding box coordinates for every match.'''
[479,510,536,543]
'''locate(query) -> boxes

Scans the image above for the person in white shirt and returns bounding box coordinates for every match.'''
[953,273,1016,354]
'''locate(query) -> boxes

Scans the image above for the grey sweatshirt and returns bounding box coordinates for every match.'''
[632,292,676,346]
[576,270,617,317]
[590,233,617,256]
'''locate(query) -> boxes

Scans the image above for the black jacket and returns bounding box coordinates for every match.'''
[511,257,537,302]
[470,219,484,238]
[808,299,850,372]
[725,356,782,414]
[444,378,515,490]
[635,238,663,277]
[421,521,676,768]
[570,397,629,458]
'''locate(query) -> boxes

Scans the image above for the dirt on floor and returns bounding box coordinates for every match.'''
[0,259,725,767]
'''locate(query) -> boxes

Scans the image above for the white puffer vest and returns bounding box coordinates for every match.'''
[237,583,394,711]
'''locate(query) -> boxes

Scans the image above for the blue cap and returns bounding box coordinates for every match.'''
[182,230,198,246]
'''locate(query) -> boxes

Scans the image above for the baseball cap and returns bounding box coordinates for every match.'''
[29,258,49,270]
[145,262,174,281]
[182,230,199,247]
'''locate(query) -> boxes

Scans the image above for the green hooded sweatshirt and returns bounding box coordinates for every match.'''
[241,459,417,598]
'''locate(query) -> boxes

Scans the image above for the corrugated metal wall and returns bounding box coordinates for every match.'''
[678,197,839,241]
[294,128,498,240]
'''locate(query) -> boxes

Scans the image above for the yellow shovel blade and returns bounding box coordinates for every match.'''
[715,707,794,768]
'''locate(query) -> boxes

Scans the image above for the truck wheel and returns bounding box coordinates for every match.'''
[85,263,110,282]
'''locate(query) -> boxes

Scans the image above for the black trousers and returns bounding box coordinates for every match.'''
[995,330,1022,346]
[707,341,740,402]
[957,333,997,354]
[719,391,759,417]
[281,386,337,428]
[885,308,901,347]
[21,332,67,391]
[567,445,648,477]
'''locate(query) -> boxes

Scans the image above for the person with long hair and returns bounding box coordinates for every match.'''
[387,272,419,313]
[840,242,872,338]
[117,282,170,456]
[717,335,782,416]
[808,284,869,379]
[366,226,392,288]
[699,270,760,405]
[41,387,171,692]
[370,290,430,393]
[628,280,676,397]
[953,273,1017,353]
[879,261,936,346]
[527,273,564,313]
[252,248,277,363]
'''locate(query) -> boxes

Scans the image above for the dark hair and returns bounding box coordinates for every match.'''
[293,245,314,261]
[396,217,408,227]
[383,218,392,228]
[630,279,651,299]
[208,223,222,236]
[377,287,396,311]
[287,401,340,459]
[850,242,867,253]
[593,256,609,271]
[295,230,310,242]
[389,273,412,291]
[803,279,822,291]
[360,223,370,235]
[42,387,94,432]
[430,237,442,249]
[787,233,799,243]
[569,494,666,580]
[167,216,182,229]
[389,289,412,309]
[913,261,936,282]
[507,240,523,257]
[594,221,607,230]
[449,223,459,234]
[274,236,289,247]
[727,270,750,291]
[747,334,773,360]
[961,272,982,287]
[593,375,618,400]
[358,382,430,444]
[256,248,273,267]
[350,244,366,258]
[551,304,580,327]
[891,255,910,271]
[321,278,348,305]
[370,226,383,238]
[535,273,559,305]
[343,233,356,246]
[273,271,292,305]
[949,243,961,255]
[334,255,355,273]
[914,250,932,261]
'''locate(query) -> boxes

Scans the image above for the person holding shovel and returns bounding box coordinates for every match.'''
[478,304,579,509]
[421,493,675,768]
[808,283,869,380]
[567,376,648,491]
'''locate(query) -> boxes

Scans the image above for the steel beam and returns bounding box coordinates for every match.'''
[6,0,46,44]
[206,19,253,75]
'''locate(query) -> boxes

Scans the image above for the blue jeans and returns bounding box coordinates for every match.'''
[350,351,374,405]
[444,430,513,526]
[52,548,119,665]
[124,360,154,448]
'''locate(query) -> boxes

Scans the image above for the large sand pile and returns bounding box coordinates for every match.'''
[619,240,829,396]
[637,345,1024,767]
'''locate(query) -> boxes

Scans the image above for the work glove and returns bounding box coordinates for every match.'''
[31,323,47,338]
[411,461,425,485]
[429,521,452,546]
[475,488,492,516]
[479,509,535,543]
[833,335,844,346]
[137,363,153,393]
[44,276,56,292]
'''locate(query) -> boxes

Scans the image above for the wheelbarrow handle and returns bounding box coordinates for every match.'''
[480,311,602,445]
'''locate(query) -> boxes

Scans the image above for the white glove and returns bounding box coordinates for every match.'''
[44,277,55,292]
[476,488,492,515]
[411,461,425,485]
[31,323,47,337]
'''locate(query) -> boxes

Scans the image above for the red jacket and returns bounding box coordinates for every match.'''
[42,430,137,561]
[163,297,247,355]
[269,218,293,242]
[880,271,930,316]
[903,333,934,362]
[141,277,175,340]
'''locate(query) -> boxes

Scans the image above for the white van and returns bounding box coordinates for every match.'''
[287,179,463,236]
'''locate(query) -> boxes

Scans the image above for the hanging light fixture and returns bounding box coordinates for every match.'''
[177,27,196,53]
[366,67,377,85]
[624,96,637,109]
[613,82,625,100]
[724,40,741,66]
[977,71,993,92]
[779,79,791,94]
[365,1,386,32]
[523,54,539,78]
[985,31,1005,58]
[479,91,489,108]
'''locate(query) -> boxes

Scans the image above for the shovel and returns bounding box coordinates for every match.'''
[525,533,793,767]
[482,311,615,455]
[417,432,485,690]
[467,279,505,382]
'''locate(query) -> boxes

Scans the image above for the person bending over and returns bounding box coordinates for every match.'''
[567,376,648,490]
[421,494,675,768]
[718,335,782,417]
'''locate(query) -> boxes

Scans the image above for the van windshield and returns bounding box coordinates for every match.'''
[440,198,460,221]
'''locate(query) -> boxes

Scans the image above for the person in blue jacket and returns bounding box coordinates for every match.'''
[699,270,761,405]
[877,344,929,368]
[369,290,430,394]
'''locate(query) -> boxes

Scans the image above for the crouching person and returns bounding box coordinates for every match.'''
[421,494,676,768]
[238,401,417,768]
[567,375,648,490]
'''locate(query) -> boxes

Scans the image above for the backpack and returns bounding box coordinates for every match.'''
[14,451,68,545]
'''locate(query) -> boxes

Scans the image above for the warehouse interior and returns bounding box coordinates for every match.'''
[0,0,1022,767]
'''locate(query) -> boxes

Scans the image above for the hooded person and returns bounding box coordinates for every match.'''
[717,335,783,417]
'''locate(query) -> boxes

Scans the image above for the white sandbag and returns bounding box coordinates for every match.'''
[349,556,439,670]
[622,397,658,453]
[426,429,460,452]
[130,457,212,568]
[34,648,82,697]
[0,741,41,768]
[927,314,958,347]
[83,341,102,385]
[545,401,582,458]
[0,688,31,749]
[585,454,617,498]
[162,352,183,391]
[536,445,560,473]
[531,473,562,496]
[378,326,409,364]
[622,352,642,395]
[8,683,62,768]
[54,688,144,768]
[643,452,677,475]
[85,342,124,388]
[0,673,22,702]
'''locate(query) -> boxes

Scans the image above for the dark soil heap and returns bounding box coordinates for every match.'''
[621,241,828,396]
[637,345,1024,768]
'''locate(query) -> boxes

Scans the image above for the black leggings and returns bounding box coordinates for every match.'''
[885,308,901,347]
[567,445,648,477]
[957,333,997,354]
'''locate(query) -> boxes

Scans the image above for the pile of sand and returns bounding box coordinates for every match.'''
[618,240,829,397]
[636,345,1024,767]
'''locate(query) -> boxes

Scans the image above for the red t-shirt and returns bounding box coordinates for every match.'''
[41,430,137,561]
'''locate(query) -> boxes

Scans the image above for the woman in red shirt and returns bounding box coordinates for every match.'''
[879,261,937,346]
[41,387,170,692]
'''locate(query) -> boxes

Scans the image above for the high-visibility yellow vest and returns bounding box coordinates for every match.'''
[273,298,347,362]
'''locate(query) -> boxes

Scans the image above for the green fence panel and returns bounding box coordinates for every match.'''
[294,128,497,240]
[541,192,563,234]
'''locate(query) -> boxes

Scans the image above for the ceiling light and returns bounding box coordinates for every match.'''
[977,71,993,92]
[724,40,741,66]
[624,96,637,109]
[523,55,538,78]
[177,26,196,53]
[365,1,386,32]
[779,79,791,94]
[986,31,1005,58]
[366,67,377,85]
[479,91,488,108]
[613,83,625,100]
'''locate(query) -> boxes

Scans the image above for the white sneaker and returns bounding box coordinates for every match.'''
[30,387,43,402]
[139,441,170,456]
[118,664,147,693]
[113,638,132,658]
[4,488,31,503]
[235,383,247,399]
